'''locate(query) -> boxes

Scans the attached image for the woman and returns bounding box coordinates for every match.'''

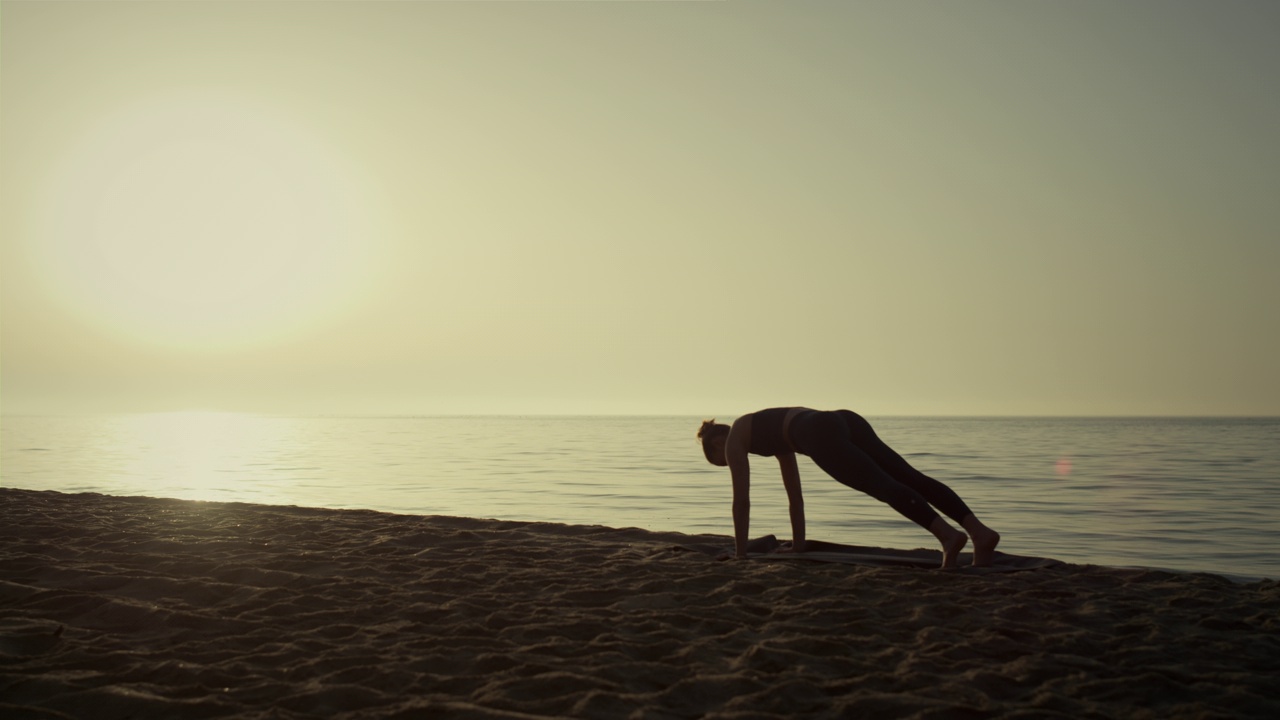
[698,408,1000,568]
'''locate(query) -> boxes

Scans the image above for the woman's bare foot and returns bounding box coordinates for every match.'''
[962,515,1000,567]
[941,531,967,569]
[930,518,967,569]
[970,528,1000,567]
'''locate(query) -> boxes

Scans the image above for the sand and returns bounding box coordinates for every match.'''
[2,488,1277,719]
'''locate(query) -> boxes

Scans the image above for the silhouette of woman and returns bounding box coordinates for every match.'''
[698,408,1000,568]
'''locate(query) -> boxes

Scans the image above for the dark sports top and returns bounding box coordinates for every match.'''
[748,407,792,457]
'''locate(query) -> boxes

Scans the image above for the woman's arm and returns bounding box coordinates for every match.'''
[777,452,806,551]
[725,415,753,558]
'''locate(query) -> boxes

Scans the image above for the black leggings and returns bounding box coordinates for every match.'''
[789,410,972,529]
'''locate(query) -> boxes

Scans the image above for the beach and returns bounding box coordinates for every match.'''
[2,488,1277,719]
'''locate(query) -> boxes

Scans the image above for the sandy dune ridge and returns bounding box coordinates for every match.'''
[1,488,1277,719]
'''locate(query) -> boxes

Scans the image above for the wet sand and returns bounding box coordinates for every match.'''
[2,488,1277,719]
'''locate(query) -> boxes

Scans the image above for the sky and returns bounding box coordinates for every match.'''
[2,1,1278,417]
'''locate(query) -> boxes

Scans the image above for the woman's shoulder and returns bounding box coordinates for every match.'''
[733,406,806,429]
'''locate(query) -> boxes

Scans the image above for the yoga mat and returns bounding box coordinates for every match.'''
[677,535,1063,573]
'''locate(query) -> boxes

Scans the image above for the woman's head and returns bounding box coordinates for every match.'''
[697,419,730,466]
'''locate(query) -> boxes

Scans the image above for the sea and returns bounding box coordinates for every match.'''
[3,414,1277,582]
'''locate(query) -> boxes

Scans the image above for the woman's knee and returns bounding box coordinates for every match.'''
[873,481,939,528]
[835,469,938,529]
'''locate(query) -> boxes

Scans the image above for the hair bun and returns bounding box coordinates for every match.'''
[697,418,717,439]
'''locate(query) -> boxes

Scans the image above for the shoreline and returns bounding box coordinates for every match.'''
[2,488,1278,718]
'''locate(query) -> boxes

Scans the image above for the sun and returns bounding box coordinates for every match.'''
[30,91,379,351]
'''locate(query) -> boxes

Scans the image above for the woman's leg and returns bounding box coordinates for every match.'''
[837,411,973,522]
[792,411,968,567]
[839,411,1000,565]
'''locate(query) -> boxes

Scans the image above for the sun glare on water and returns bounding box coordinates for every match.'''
[30,92,379,352]
[109,411,272,502]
